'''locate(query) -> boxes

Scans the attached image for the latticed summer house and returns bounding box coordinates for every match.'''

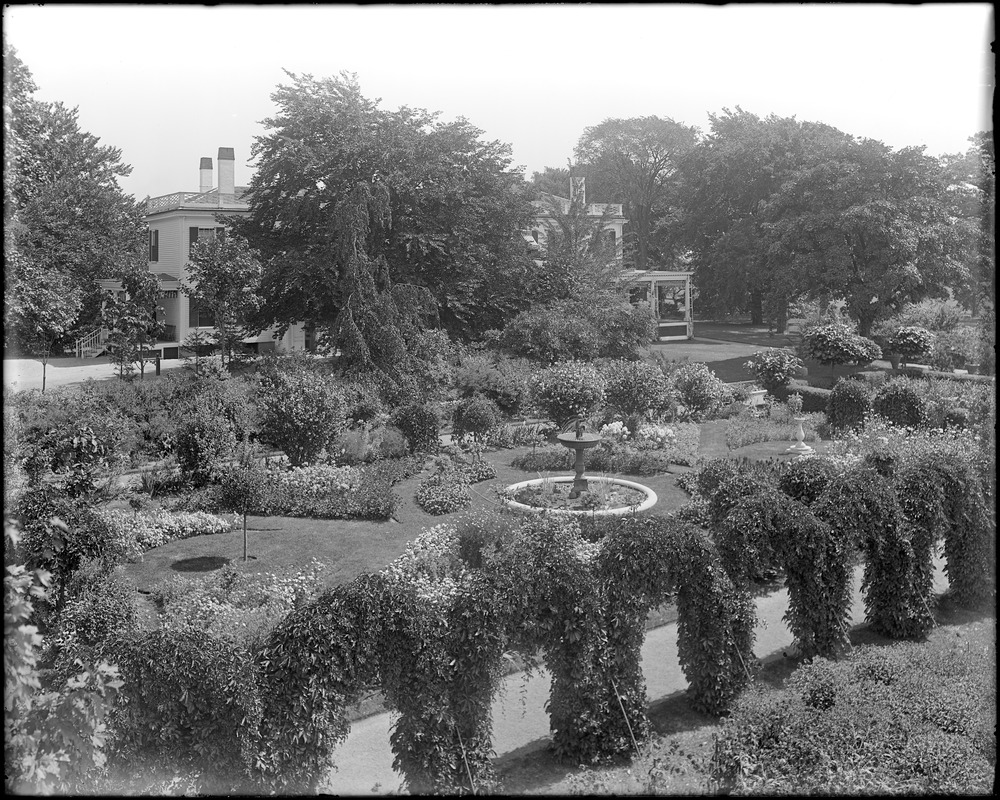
[528,177,694,342]
[80,148,306,359]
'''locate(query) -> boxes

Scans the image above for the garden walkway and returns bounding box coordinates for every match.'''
[319,557,951,794]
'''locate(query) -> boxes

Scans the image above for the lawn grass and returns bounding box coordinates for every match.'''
[120,445,700,594]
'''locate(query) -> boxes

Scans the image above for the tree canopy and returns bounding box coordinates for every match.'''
[574,116,698,271]
[673,108,974,334]
[231,71,536,368]
[4,44,145,353]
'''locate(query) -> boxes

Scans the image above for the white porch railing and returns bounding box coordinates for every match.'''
[75,328,109,358]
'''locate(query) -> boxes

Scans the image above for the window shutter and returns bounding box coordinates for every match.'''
[189,227,199,255]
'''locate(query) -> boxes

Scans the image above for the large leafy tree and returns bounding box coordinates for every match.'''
[5,249,81,393]
[574,116,698,270]
[232,70,535,366]
[673,109,849,324]
[675,109,972,334]
[183,235,264,368]
[762,138,973,335]
[4,44,145,353]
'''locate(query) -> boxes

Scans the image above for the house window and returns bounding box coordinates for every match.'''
[604,230,617,251]
[189,226,223,255]
[188,299,216,328]
[148,229,159,262]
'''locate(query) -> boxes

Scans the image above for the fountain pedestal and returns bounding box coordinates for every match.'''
[556,432,602,498]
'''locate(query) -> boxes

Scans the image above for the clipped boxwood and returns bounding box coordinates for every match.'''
[827,378,873,432]
[873,379,926,427]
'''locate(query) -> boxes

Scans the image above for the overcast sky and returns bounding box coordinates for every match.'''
[4,4,994,201]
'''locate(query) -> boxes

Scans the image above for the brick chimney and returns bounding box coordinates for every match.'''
[199,157,213,194]
[218,147,235,196]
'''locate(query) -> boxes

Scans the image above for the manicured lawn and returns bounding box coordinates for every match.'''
[121,419,834,596]
[122,444,698,594]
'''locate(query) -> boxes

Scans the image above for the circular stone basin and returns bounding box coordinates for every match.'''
[501,476,658,517]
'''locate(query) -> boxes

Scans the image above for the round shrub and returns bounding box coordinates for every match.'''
[258,365,344,467]
[827,378,873,432]
[670,363,731,421]
[391,403,441,454]
[804,323,881,366]
[745,349,803,393]
[887,326,934,362]
[778,456,839,505]
[602,359,671,417]
[451,395,501,442]
[873,379,926,427]
[530,361,606,429]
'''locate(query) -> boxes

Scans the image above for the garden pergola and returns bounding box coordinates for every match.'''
[622,269,694,341]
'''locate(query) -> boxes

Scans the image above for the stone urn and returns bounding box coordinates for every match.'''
[785,417,814,457]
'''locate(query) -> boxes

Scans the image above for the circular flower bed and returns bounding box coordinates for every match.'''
[500,476,657,516]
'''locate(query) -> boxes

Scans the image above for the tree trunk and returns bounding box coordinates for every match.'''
[775,297,788,334]
[750,291,763,325]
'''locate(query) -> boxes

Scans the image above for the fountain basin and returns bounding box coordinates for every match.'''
[501,476,658,517]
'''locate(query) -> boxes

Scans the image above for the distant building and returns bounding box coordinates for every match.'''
[83,148,306,358]
[527,178,693,341]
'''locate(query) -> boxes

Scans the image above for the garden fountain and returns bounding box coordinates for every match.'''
[501,418,658,517]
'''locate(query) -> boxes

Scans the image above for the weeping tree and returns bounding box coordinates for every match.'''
[231,70,533,376]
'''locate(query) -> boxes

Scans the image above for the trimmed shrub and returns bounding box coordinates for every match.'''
[826,378,873,432]
[669,363,732,421]
[888,325,935,361]
[873,378,927,427]
[745,348,803,393]
[803,323,881,365]
[391,402,441,454]
[530,361,606,429]
[602,359,671,417]
[451,395,502,443]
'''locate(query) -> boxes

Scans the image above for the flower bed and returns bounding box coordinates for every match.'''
[500,476,657,516]
[91,508,233,560]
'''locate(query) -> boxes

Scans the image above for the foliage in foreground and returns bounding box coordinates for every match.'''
[710,622,996,794]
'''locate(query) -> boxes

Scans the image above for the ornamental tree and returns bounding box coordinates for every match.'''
[257,355,344,466]
[183,234,263,369]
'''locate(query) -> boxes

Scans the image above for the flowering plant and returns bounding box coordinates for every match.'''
[599,420,631,442]
[636,422,677,449]
[787,393,804,416]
